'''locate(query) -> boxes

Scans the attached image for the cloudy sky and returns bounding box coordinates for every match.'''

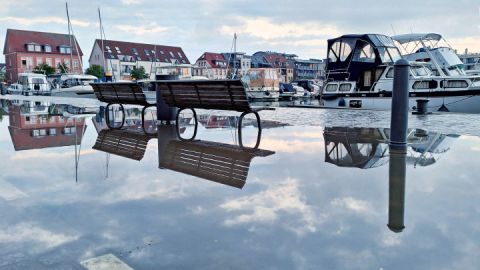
[1,0,480,66]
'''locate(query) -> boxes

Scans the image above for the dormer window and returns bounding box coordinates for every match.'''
[169,51,174,58]
[115,47,121,53]
[144,49,150,56]
[44,45,52,53]
[105,45,112,53]
[132,48,139,55]
[59,45,71,54]
[26,43,41,52]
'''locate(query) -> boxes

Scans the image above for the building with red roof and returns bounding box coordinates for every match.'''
[88,39,191,80]
[251,51,295,83]
[193,52,229,80]
[3,29,83,83]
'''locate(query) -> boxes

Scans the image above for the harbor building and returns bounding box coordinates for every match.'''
[457,49,480,71]
[251,51,294,83]
[88,39,191,80]
[293,58,326,80]
[192,52,228,80]
[3,29,83,83]
[222,52,252,78]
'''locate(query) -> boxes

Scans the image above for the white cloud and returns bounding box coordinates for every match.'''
[121,0,144,4]
[0,223,78,248]
[0,16,90,27]
[330,197,376,216]
[220,179,318,235]
[115,23,169,36]
[219,16,341,46]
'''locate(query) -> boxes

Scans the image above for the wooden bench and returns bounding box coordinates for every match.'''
[91,82,157,130]
[93,129,156,161]
[159,139,274,188]
[154,80,273,146]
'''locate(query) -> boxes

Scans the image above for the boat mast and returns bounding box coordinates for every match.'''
[98,8,106,78]
[66,2,73,73]
[98,7,116,81]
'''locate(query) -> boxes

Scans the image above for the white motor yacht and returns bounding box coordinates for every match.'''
[321,34,480,113]
[50,74,98,98]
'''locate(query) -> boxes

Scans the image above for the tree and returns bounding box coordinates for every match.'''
[33,63,56,75]
[85,64,104,79]
[130,66,148,80]
[58,63,69,74]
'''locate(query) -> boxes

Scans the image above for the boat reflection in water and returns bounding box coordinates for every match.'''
[324,126,459,233]
[324,127,458,169]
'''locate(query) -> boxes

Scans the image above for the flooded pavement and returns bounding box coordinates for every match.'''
[1,96,480,269]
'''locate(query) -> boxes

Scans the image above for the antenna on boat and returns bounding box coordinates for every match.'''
[390,24,397,35]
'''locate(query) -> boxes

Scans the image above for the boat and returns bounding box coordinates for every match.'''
[49,74,98,98]
[241,68,280,101]
[321,34,480,113]
[7,73,51,96]
[392,33,466,76]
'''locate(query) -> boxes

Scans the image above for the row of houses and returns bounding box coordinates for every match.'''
[2,28,326,83]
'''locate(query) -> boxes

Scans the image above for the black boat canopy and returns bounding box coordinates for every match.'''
[326,34,402,82]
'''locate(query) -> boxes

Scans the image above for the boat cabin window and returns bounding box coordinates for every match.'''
[411,66,432,77]
[442,80,468,88]
[353,43,375,62]
[329,40,355,62]
[385,68,394,78]
[325,84,338,92]
[339,83,352,92]
[413,80,438,89]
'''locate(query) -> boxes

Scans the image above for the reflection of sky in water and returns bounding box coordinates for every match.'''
[0,98,480,269]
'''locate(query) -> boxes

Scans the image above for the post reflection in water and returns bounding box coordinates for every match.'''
[324,126,459,233]
[388,147,407,233]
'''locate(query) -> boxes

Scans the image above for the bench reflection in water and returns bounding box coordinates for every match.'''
[158,125,275,189]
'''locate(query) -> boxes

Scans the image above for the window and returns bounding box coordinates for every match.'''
[36,57,43,65]
[144,49,150,56]
[46,58,52,66]
[27,44,35,51]
[443,80,468,88]
[160,50,164,54]
[44,45,52,53]
[339,83,352,92]
[105,45,112,53]
[132,48,139,55]
[325,84,338,92]
[49,128,57,136]
[115,47,121,53]
[21,58,27,67]
[73,60,79,69]
[386,68,394,78]
[169,51,174,57]
[64,127,77,135]
[353,43,375,62]
[177,52,183,58]
[60,46,71,54]
[55,58,61,68]
[151,50,156,54]
[413,80,438,89]
[363,70,372,87]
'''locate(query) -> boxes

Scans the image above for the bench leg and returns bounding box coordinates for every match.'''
[142,105,157,135]
[238,111,262,149]
[176,108,198,141]
[105,103,125,130]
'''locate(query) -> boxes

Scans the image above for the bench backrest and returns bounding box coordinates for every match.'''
[91,82,150,106]
[93,129,154,161]
[156,80,251,112]
[159,140,274,188]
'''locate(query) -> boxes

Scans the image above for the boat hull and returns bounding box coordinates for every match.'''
[321,95,480,113]
[246,90,280,101]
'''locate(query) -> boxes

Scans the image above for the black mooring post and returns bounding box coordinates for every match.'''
[390,59,410,153]
[387,149,406,233]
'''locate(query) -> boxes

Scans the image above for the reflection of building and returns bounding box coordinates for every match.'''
[8,102,86,150]
[324,127,458,169]
[3,29,83,82]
